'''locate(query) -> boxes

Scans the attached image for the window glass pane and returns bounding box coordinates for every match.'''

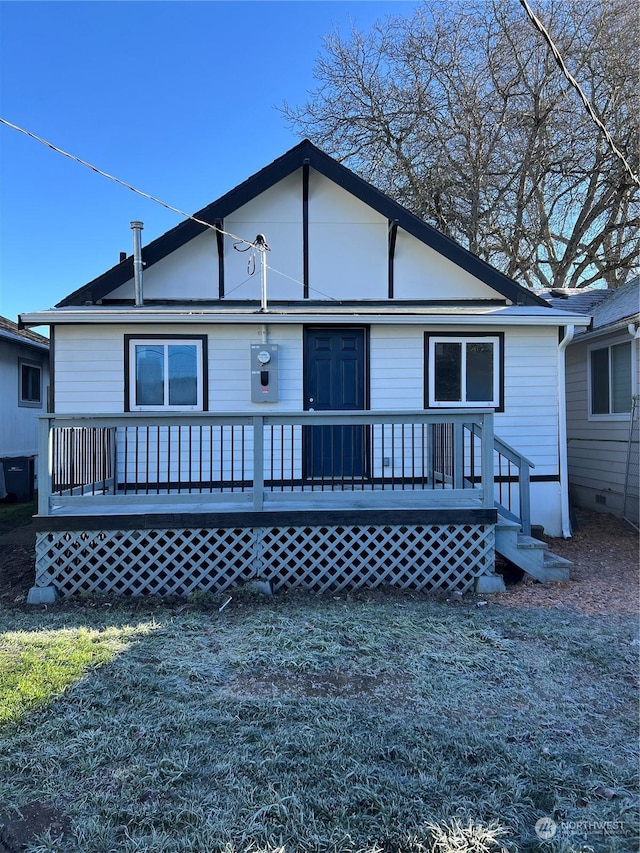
[168,345,197,405]
[611,342,632,413]
[136,345,164,405]
[21,367,29,400]
[466,342,494,402]
[435,342,462,402]
[590,348,610,414]
[21,365,41,403]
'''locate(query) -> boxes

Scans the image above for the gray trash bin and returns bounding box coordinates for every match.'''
[1,457,35,503]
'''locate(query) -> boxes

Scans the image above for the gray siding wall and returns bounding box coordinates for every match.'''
[566,331,639,517]
[0,338,49,458]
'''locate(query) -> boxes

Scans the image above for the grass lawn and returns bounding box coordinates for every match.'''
[0,592,637,853]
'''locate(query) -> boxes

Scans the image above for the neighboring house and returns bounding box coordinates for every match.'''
[19,140,591,602]
[545,278,639,524]
[0,317,50,499]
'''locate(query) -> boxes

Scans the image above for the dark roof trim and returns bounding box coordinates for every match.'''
[57,140,548,308]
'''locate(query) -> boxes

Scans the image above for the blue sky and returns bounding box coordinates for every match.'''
[0,0,416,325]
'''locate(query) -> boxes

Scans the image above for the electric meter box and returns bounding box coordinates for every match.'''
[250,344,279,402]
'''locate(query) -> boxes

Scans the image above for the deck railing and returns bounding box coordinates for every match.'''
[466,423,534,536]
[38,410,521,519]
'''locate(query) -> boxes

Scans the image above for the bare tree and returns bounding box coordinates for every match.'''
[283,0,639,288]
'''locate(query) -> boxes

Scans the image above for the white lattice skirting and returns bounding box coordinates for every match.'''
[34,522,495,597]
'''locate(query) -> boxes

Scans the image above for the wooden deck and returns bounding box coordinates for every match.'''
[29,409,534,599]
[39,409,502,515]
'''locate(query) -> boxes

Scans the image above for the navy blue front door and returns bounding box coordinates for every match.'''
[304,328,367,479]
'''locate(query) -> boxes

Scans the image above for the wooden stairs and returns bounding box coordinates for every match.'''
[495,518,572,583]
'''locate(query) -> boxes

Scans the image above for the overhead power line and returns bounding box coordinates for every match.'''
[0,116,258,247]
[518,0,640,188]
[0,117,345,300]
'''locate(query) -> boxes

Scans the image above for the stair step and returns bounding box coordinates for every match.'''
[539,555,571,582]
[496,518,521,531]
[516,534,546,550]
[495,522,572,582]
[543,551,573,569]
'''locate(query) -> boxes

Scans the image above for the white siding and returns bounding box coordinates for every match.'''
[53,321,563,531]
[54,323,303,414]
[307,171,388,299]
[55,322,561,470]
[393,230,498,300]
[369,324,562,532]
[225,170,304,301]
[110,230,219,302]
[370,324,560,473]
[499,323,563,532]
[105,168,504,305]
[207,325,302,412]
[499,326,559,473]
[369,327,424,409]
[55,327,124,413]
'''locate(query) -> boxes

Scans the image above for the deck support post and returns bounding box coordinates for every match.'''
[480,413,494,509]
[27,585,58,605]
[453,422,464,489]
[474,573,506,594]
[519,464,531,536]
[253,416,264,511]
[37,416,52,517]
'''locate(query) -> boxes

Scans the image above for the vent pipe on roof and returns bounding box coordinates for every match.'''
[131,221,144,306]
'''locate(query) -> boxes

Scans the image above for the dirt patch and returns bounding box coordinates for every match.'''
[493,508,639,616]
[0,801,71,852]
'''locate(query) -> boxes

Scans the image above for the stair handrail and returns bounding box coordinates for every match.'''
[468,424,535,536]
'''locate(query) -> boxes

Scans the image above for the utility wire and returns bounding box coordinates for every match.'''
[519,0,640,188]
[0,117,259,247]
[2,117,375,300]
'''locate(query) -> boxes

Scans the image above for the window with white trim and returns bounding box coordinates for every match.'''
[126,337,207,411]
[18,359,42,408]
[589,340,632,417]
[425,335,502,408]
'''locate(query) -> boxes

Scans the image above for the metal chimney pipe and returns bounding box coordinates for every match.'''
[130,221,144,306]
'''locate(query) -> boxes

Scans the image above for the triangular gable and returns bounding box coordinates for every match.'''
[57,140,547,308]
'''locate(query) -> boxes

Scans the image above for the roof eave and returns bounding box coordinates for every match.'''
[19,305,591,328]
[0,329,49,350]
[574,315,639,343]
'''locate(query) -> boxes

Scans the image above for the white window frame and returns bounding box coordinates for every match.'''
[427,335,501,408]
[587,337,634,421]
[128,337,205,412]
[18,358,43,408]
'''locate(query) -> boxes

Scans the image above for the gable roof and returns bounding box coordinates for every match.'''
[0,315,49,350]
[57,140,548,308]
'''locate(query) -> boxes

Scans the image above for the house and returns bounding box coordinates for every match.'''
[545,278,639,525]
[19,140,592,603]
[0,317,50,501]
